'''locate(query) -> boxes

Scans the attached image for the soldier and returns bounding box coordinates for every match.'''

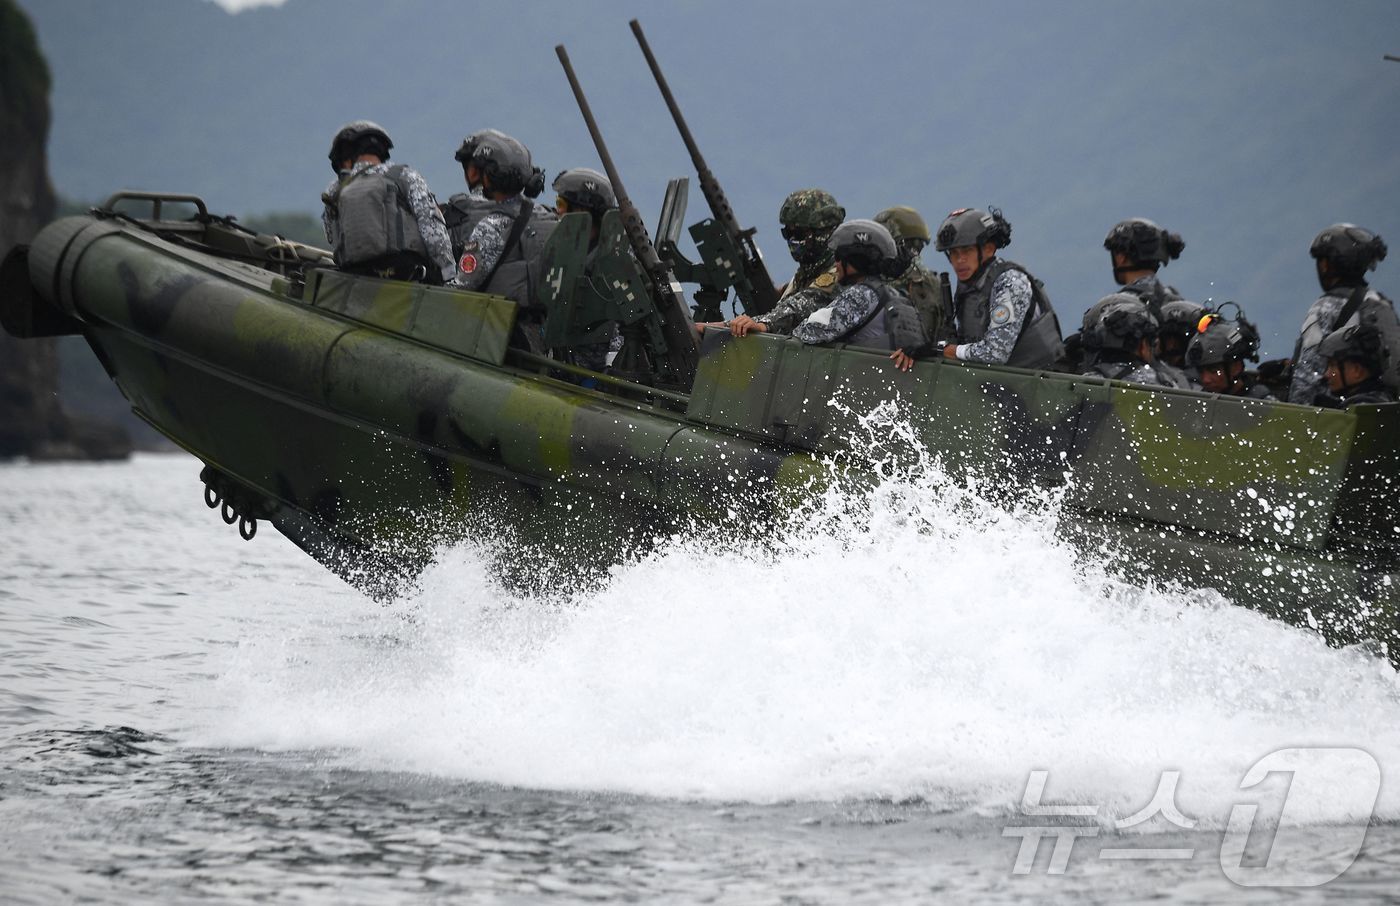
[1288,224,1395,404]
[1184,309,1273,399]
[442,129,553,260]
[727,189,844,337]
[1315,320,1399,407]
[790,220,926,370]
[320,120,455,284]
[936,207,1063,368]
[552,167,618,372]
[450,130,554,298]
[1080,293,1194,388]
[442,129,504,260]
[874,205,950,342]
[1156,298,1207,370]
[552,167,616,248]
[1102,218,1186,319]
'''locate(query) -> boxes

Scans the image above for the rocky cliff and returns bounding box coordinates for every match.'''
[0,0,129,460]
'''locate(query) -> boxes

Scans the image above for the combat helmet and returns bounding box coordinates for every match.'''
[328,120,392,173]
[828,219,898,275]
[1310,223,1387,284]
[875,206,932,269]
[1103,218,1186,270]
[779,189,844,264]
[875,206,932,244]
[1319,318,1398,390]
[1156,298,1207,366]
[552,167,616,213]
[1085,293,1158,353]
[934,207,1012,252]
[454,128,509,165]
[468,131,533,196]
[1185,307,1261,369]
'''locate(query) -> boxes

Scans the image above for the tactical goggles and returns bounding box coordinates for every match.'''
[781,226,819,242]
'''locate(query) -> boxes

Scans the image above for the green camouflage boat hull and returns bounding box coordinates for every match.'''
[3,205,1397,654]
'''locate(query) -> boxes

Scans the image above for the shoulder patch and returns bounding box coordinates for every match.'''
[990,303,1013,326]
[812,271,837,289]
[459,244,479,274]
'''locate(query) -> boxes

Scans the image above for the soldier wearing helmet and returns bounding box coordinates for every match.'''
[442,129,553,260]
[1316,319,1399,407]
[1080,293,1193,389]
[935,207,1063,367]
[874,205,951,343]
[1102,218,1186,319]
[552,167,616,248]
[450,132,557,290]
[727,189,844,337]
[1287,223,1396,404]
[790,220,927,371]
[1155,298,1207,370]
[1184,307,1272,399]
[321,120,455,283]
[550,167,619,372]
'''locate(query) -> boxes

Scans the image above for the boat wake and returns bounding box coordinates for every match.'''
[198,403,1400,828]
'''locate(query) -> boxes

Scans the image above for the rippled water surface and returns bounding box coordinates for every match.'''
[3,454,1400,904]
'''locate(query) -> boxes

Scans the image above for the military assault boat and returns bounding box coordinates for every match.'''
[4,20,1399,655]
[2,187,1397,659]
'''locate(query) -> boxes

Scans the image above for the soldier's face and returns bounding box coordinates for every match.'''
[1326,359,1371,393]
[946,245,986,281]
[1200,360,1243,394]
[1157,334,1188,367]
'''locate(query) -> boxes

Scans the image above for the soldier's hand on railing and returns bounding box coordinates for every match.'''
[890,349,915,372]
[729,315,768,337]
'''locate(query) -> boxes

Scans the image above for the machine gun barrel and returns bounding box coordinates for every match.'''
[555,43,699,387]
[629,19,780,317]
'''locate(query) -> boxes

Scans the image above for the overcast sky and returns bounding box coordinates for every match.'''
[22,0,1400,354]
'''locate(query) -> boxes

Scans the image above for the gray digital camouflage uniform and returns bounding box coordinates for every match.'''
[322,160,455,282]
[452,208,515,291]
[1289,286,1372,404]
[792,282,883,345]
[955,267,1032,364]
[1083,359,1195,389]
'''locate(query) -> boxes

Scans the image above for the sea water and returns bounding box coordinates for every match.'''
[2,453,1399,904]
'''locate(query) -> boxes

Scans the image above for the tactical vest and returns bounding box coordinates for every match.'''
[1340,385,1398,406]
[1240,380,1275,401]
[480,198,560,313]
[955,257,1064,369]
[1297,287,1400,392]
[835,279,928,352]
[322,165,428,267]
[442,191,498,259]
[892,263,947,343]
[1085,358,1195,390]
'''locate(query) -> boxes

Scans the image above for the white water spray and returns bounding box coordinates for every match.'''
[201,405,1400,827]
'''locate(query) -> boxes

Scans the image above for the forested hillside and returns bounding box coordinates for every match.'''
[18,0,1400,351]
